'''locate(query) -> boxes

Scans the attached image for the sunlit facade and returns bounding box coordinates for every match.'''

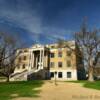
[10,41,83,81]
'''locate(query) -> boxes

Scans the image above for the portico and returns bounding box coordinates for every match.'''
[29,45,49,71]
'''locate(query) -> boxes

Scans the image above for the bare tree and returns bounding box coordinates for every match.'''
[0,32,23,82]
[58,21,100,82]
[75,22,100,81]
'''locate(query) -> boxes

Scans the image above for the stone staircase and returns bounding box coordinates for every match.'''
[10,68,44,81]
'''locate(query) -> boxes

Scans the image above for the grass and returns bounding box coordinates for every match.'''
[66,80,100,90]
[0,80,44,100]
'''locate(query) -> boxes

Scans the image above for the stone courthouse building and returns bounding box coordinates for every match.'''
[10,41,84,81]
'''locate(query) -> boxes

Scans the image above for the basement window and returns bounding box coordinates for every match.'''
[67,72,71,78]
[22,64,26,69]
[50,72,54,78]
[58,72,62,78]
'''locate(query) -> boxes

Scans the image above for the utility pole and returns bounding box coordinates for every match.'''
[54,71,57,85]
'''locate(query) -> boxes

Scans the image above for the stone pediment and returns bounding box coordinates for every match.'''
[31,44,44,48]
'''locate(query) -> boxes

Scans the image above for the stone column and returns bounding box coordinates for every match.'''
[31,51,33,69]
[28,51,31,71]
[31,52,34,69]
[36,56,38,69]
[29,51,32,70]
[39,50,42,69]
[42,49,44,69]
[33,53,34,68]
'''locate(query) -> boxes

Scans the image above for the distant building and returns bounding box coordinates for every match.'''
[10,41,84,81]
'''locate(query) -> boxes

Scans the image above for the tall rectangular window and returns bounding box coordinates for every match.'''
[58,62,62,67]
[18,57,21,62]
[22,64,26,69]
[67,51,71,56]
[58,72,62,78]
[67,60,71,67]
[23,56,26,60]
[58,51,62,57]
[50,72,54,78]
[67,72,71,78]
[17,65,20,69]
[24,50,28,52]
[50,53,55,58]
[50,62,55,68]
[19,50,22,53]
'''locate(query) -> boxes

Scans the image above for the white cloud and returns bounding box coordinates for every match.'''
[0,0,73,43]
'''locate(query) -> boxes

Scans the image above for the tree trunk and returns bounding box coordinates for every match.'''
[88,67,94,82]
[6,76,10,82]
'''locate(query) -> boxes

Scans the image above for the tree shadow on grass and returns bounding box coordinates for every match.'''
[0,80,44,100]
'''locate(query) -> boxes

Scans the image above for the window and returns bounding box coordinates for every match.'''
[23,56,26,60]
[22,64,26,69]
[19,50,22,53]
[67,51,71,56]
[58,62,62,67]
[18,57,21,62]
[50,72,54,78]
[67,72,71,78]
[50,62,55,68]
[67,60,71,67]
[17,65,20,69]
[50,53,55,58]
[58,51,62,57]
[24,50,28,52]
[58,72,62,78]
[51,46,55,48]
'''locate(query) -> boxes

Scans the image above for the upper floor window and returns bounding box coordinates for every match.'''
[51,46,55,48]
[24,50,28,52]
[67,60,71,67]
[22,64,26,69]
[19,50,23,53]
[50,62,55,68]
[18,57,21,62]
[58,51,62,57]
[58,62,62,67]
[50,53,55,58]
[17,65,20,69]
[23,56,27,60]
[67,51,71,56]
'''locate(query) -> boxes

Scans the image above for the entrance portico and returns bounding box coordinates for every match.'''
[29,44,49,71]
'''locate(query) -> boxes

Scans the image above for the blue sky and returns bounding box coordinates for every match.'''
[0,0,100,45]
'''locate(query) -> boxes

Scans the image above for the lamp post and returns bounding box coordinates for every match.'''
[54,71,57,85]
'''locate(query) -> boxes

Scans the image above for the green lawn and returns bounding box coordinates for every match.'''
[66,80,100,90]
[0,80,44,100]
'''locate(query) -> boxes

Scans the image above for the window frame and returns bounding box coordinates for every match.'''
[50,52,55,58]
[18,57,21,62]
[67,60,71,67]
[67,72,72,78]
[50,62,55,68]
[23,56,27,60]
[50,72,54,78]
[22,64,26,69]
[67,50,71,56]
[58,62,62,68]
[58,72,62,78]
[58,51,62,57]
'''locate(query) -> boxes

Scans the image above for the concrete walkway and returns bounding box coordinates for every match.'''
[14,81,100,100]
